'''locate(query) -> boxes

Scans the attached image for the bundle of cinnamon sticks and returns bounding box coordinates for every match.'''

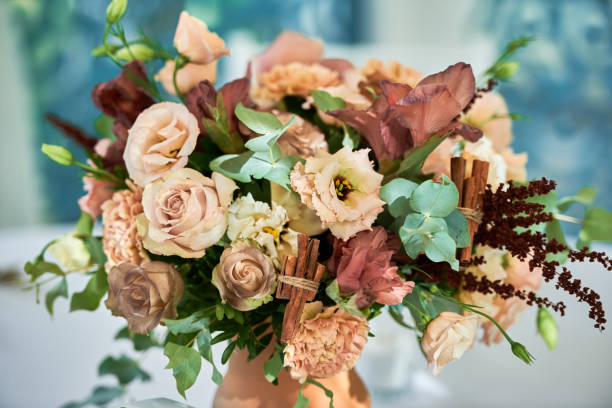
[276,234,325,343]
[450,157,490,264]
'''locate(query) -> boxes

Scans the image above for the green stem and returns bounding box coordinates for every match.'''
[462,304,513,344]
[554,213,583,225]
[172,57,186,103]
[74,161,122,185]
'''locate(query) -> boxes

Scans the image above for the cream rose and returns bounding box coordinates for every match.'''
[421,312,479,375]
[155,60,218,96]
[211,242,276,311]
[137,168,237,258]
[105,261,184,334]
[124,102,199,187]
[173,11,229,64]
[290,146,385,241]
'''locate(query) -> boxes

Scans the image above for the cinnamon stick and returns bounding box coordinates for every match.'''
[450,157,466,205]
[460,177,478,263]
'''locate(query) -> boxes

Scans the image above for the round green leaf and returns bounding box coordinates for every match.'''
[409,175,459,217]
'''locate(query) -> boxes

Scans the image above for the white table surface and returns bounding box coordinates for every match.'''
[1,225,611,408]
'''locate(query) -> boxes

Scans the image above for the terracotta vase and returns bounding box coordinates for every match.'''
[213,346,371,408]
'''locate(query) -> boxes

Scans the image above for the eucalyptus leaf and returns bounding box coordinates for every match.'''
[380,178,418,217]
[444,209,470,248]
[310,89,346,112]
[409,175,459,217]
[164,342,202,398]
[235,103,284,134]
[244,117,295,152]
[423,231,459,270]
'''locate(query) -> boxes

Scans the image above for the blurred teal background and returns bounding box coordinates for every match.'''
[1,0,611,227]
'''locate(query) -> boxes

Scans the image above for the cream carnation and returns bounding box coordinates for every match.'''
[137,168,237,258]
[290,147,384,241]
[124,102,199,187]
[421,312,479,375]
[101,181,148,270]
[284,302,369,382]
[227,193,297,266]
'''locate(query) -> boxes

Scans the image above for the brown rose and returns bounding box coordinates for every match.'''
[105,261,184,334]
[211,242,276,311]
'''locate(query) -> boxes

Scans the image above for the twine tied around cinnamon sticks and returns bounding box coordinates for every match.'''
[450,157,489,265]
[276,234,325,343]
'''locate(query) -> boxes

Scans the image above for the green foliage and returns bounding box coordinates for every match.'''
[263,350,283,383]
[234,103,295,152]
[310,89,346,112]
[115,43,155,62]
[197,328,224,385]
[25,259,63,281]
[70,267,108,312]
[388,304,415,330]
[61,386,124,408]
[164,342,202,398]
[45,277,68,315]
[98,355,151,385]
[115,326,160,351]
[325,279,368,318]
[164,311,210,334]
[484,36,534,82]
[580,208,612,245]
[84,236,106,266]
[75,212,94,237]
[557,186,595,212]
[305,379,335,408]
[409,176,459,217]
[397,134,446,179]
[379,178,418,217]
[94,115,116,140]
[202,92,245,154]
[294,384,309,408]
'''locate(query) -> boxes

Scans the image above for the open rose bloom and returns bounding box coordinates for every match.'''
[32,8,612,406]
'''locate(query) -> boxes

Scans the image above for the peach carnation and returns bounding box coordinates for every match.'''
[101,181,148,270]
[284,302,369,382]
[362,58,423,89]
[289,147,384,241]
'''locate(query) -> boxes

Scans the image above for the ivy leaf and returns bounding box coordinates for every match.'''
[164,342,202,398]
[196,329,224,385]
[45,276,68,316]
[293,385,309,408]
[409,175,459,217]
[397,133,446,179]
[115,326,160,351]
[84,236,106,266]
[311,89,346,112]
[70,268,108,312]
[24,260,63,281]
[380,178,418,217]
[557,186,596,213]
[98,355,151,385]
[423,231,459,270]
[263,350,283,383]
[579,207,612,244]
[164,311,210,335]
[444,209,470,248]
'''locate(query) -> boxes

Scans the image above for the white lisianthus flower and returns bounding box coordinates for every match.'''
[227,194,298,267]
[48,235,92,273]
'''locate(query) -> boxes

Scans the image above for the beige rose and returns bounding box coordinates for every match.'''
[421,311,479,375]
[105,261,184,334]
[211,242,276,311]
[290,147,385,241]
[270,182,326,236]
[155,60,218,96]
[124,102,199,187]
[138,168,237,258]
[274,111,328,158]
[101,181,148,270]
[173,11,229,64]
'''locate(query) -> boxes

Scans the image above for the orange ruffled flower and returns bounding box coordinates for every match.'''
[284,303,369,382]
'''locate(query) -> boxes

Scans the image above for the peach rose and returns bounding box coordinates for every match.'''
[101,181,148,270]
[124,102,199,187]
[137,168,237,258]
[105,261,184,334]
[270,182,326,236]
[173,11,229,64]
[284,302,369,382]
[500,148,528,182]
[274,111,328,158]
[211,242,276,311]
[155,60,218,96]
[421,311,479,375]
[290,147,384,241]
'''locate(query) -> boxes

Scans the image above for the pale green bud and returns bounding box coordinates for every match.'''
[537,307,558,350]
[115,44,155,62]
[106,0,127,24]
[91,43,120,57]
[511,342,535,364]
[492,61,520,80]
[41,144,75,166]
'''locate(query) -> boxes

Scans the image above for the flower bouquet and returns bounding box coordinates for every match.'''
[28,1,612,407]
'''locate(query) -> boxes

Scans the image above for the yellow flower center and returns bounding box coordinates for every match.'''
[334,176,353,201]
[262,226,281,239]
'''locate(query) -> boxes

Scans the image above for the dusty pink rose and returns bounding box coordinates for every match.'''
[290,147,384,241]
[124,102,199,187]
[284,302,369,382]
[481,256,542,345]
[156,60,218,96]
[421,311,479,375]
[78,168,115,221]
[274,110,328,158]
[101,181,148,270]
[138,168,237,258]
[105,261,184,334]
[173,11,229,64]
[328,227,414,308]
